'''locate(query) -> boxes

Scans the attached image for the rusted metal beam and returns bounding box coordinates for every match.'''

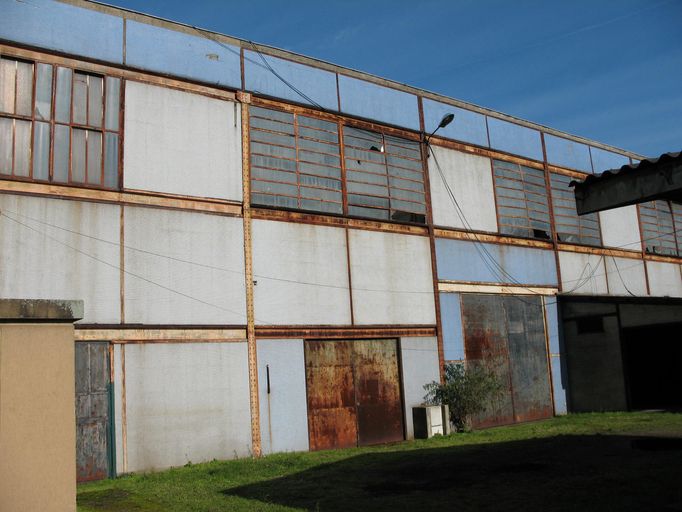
[255,325,437,339]
[74,328,247,342]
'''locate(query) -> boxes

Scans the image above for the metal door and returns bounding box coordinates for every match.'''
[75,342,113,482]
[305,339,404,450]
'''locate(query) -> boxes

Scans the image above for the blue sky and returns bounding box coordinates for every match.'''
[108,0,681,157]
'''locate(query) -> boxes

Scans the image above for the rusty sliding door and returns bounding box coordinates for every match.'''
[75,341,113,482]
[304,339,404,451]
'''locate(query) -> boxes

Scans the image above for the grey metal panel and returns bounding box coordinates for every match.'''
[125,342,252,472]
[0,0,123,64]
[125,21,241,88]
[646,261,682,297]
[244,50,338,111]
[558,251,608,295]
[338,75,420,131]
[400,337,440,440]
[439,293,465,360]
[604,257,647,296]
[257,339,309,455]
[487,117,543,162]
[544,134,592,173]
[422,99,489,147]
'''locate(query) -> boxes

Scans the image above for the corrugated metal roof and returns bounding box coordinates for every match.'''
[571,152,682,187]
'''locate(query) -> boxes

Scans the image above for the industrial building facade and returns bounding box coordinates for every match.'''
[1,0,681,482]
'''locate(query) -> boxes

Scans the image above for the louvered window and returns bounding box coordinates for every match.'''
[549,173,601,245]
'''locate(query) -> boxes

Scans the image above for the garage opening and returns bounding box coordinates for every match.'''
[304,339,404,451]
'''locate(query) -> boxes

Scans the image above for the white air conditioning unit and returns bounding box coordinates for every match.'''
[412,404,450,439]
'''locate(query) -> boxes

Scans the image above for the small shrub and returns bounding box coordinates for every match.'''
[424,362,503,432]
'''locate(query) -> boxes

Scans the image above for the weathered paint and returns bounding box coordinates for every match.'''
[125,21,241,89]
[422,99,489,147]
[400,336,440,439]
[558,251,608,294]
[0,194,120,323]
[256,339,309,454]
[428,146,498,232]
[589,146,631,174]
[348,229,435,325]
[486,117,544,162]
[605,257,647,296]
[598,205,642,250]
[251,220,351,325]
[124,81,243,201]
[338,75,420,131]
[544,134,592,173]
[123,206,246,325]
[646,261,682,297]
[439,293,465,361]
[435,238,558,286]
[0,0,123,64]
[124,342,252,472]
[244,50,338,111]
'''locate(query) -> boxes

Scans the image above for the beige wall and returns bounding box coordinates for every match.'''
[0,323,76,512]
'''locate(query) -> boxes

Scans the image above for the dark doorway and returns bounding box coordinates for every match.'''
[622,322,682,410]
[304,339,404,451]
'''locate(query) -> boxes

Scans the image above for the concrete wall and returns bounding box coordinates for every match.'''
[400,337,440,439]
[252,220,351,325]
[599,205,641,250]
[0,194,120,323]
[428,147,497,232]
[124,342,252,472]
[558,251,608,294]
[348,230,435,325]
[124,206,246,325]
[257,339,309,454]
[0,323,76,512]
[646,261,682,297]
[124,81,242,201]
[604,257,647,296]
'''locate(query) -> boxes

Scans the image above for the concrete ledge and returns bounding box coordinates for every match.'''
[0,299,84,322]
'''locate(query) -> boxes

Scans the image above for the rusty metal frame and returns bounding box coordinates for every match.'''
[255,325,436,339]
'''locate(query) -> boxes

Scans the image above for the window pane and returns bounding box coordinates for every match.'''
[15,61,33,117]
[104,133,119,188]
[53,125,70,182]
[87,130,102,184]
[35,64,53,121]
[33,121,50,180]
[0,117,12,173]
[105,77,120,131]
[71,129,86,182]
[55,67,72,123]
[72,73,88,125]
[0,58,16,114]
[14,119,31,177]
[88,75,103,128]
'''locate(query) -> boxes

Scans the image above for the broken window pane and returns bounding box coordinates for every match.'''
[35,63,53,121]
[72,72,88,125]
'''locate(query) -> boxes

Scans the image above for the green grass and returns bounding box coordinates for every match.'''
[78,412,682,511]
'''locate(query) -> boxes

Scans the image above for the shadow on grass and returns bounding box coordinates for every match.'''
[224,434,682,511]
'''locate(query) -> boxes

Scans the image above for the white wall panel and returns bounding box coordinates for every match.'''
[349,230,435,325]
[646,261,682,297]
[0,194,120,323]
[599,205,641,250]
[428,146,497,232]
[124,206,246,325]
[558,251,608,295]
[400,337,440,439]
[604,257,647,296]
[257,339,309,454]
[124,81,242,201]
[124,342,251,472]
[252,220,351,325]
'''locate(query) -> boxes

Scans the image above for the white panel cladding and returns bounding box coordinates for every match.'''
[113,344,124,475]
[428,146,497,232]
[646,261,682,297]
[124,81,242,201]
[599,205,642,250]
[124,342,252,472]
[349,230,435,325]
[400,337,440,439]
[252,220,351,325]
[604,257,647,296]
[558,251,608,295]
[0,194,120,323]
[257,339,309,454]
[124,206,246,325]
